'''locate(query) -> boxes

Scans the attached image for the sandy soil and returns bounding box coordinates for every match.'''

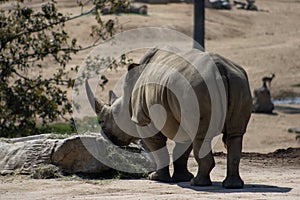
[1,0,300,199]
[1,152,300,200]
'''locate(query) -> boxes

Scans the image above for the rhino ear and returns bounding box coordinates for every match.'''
[127,63,139,71]
[139,48,158,65]
[108,90,118,105]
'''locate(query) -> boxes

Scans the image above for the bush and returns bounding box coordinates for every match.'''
[0,0,129,137]
[31,164,61,179]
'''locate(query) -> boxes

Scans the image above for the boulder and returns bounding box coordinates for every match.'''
[0,134,56,175]
[0,133,155,176]
[51,135,110,175]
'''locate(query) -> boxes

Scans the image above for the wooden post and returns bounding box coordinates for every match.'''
[193,0,205,50]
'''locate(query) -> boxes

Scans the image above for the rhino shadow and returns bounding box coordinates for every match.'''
[177,181,292,193]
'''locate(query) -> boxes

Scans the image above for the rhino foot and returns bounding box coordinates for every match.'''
[190,175,212,186]
[172,171,194,182]
[222,176,244,189]
[148,170,171,183]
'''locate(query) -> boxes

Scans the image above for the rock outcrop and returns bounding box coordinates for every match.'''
[0,133,155,176]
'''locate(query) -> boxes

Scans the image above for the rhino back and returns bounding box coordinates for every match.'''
[131,49,212,140]
[130,49,251,139]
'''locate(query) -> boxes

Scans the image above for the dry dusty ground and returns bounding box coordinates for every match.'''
[1,0,300,199]
[1,151,300,200]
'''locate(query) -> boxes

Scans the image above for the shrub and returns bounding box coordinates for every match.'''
[0,0,129,137]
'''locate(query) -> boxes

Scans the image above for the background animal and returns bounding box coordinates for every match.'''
[262,73,275,89]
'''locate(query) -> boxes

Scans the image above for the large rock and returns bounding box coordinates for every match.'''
[51,135,110,175]
[0,134,56,174]
[0,134,155,176]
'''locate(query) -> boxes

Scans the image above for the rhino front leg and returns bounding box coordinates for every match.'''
[172,142,194,182]
[142,132,171,182]
[191,140,215,186]
[223,135,244,189]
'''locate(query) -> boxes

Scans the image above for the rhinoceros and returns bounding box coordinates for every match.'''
[91,47,252,189]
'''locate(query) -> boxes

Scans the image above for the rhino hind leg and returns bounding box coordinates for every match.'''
[142,132,172,182]
[222,135,244,189]
[191,140,215,186]
[172,142,194,182]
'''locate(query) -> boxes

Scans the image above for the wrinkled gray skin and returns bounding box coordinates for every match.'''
[94,48,252,189]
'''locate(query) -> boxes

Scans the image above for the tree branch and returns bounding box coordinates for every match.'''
[1,7,96,50]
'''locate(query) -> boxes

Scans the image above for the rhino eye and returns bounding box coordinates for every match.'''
[98,120,104,125]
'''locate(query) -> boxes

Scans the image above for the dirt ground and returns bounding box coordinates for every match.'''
[1,0,300,199]
[1,151,300,200]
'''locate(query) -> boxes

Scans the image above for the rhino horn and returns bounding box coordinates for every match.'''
[85,79,110,114]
